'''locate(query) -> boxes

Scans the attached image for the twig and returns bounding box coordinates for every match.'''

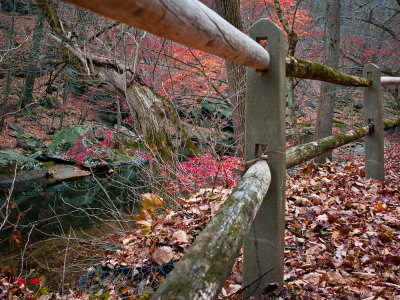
[227,268,274,297]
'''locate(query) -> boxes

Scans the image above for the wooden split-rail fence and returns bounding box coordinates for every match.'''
[61,0,400,298]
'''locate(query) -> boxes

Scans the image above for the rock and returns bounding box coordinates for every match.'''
[0,150,43,173]
[9,132,20,138]
[47,125,93,159]
[8,123,43,151]
[0,150,46,186]
[8,122,27,134]
[39,95,60,110]
[28,151,43,160]
[16,133,42,151]
[48,165,91,182]
[46,125,139,168]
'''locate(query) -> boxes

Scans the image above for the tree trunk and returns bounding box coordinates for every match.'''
[37,0,199,159]
[215,0,246,155]
[21,11,45,108]
[314,0,341,163]
[0,0,17,131]
[273,0,300,146]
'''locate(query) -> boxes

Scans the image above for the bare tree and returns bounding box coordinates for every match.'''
[314,0,341,163]
[36,0,199,159]
[215,0,246,155]
[21,11,45,108]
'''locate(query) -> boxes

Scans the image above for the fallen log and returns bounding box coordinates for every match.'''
[152,160,271,300]
[286,116,400,169]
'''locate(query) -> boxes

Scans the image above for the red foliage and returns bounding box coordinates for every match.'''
[160,154,244,193]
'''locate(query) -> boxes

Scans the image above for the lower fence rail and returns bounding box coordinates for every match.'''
[152,160,271,300]
[153,115,400,299]
[286,116,400,169]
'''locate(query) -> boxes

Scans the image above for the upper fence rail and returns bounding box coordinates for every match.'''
[62,0,400,88]
[62,0,270,70]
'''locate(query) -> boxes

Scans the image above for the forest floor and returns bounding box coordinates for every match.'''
[2,132,399,299]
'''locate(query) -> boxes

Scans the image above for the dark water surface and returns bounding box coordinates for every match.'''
[0,165,144,287]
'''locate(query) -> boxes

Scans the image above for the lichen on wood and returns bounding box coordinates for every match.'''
[285,56,371,87]
[152,160,271,300]
[286,116,400,169]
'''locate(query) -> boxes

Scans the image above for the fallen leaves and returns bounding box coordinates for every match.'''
[281,141,400,298]
[75,187,231,298]
[135,193,164,235]
[141,193,163,213]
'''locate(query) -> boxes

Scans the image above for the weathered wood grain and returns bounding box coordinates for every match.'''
[62,0,270,70]
[381,77,400,86]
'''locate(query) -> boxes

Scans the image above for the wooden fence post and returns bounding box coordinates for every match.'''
[243,18,286,297]
[363,64,384,181]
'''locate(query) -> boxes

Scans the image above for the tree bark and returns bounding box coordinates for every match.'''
[21,11,45,108]
[273,0,300,145]
[215,0,246,155]
[314,0,341,163]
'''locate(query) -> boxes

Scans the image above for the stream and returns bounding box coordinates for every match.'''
[0,164,145,288]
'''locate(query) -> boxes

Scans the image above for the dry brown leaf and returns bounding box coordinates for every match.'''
[172,230,189,244]
[210,200,223,216]
[136,209,154,235]
[302,272,321,285]
[152,246,174,265]
[142,193,163,212]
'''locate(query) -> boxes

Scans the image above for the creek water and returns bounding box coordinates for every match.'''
[0,165,144,288]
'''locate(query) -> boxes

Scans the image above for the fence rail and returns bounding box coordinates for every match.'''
[286,116,400,169]
[58,1,400,299]
[63,0,399,88]
[285,56,371,87]
[381,77,400,86]
[62,0,270,70]
[152,159,271,299]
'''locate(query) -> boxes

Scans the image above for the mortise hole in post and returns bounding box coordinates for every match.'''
[255,144,268,158]
[256,38,268,51]
[368,118,374,134]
